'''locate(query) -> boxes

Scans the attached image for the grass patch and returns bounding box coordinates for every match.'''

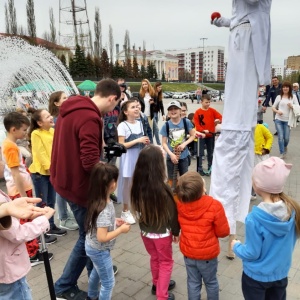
[74,81,225,92]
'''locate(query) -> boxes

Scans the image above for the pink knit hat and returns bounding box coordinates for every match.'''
[252,157,292,194]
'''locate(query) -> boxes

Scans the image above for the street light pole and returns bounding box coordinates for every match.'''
[200,37,208,85]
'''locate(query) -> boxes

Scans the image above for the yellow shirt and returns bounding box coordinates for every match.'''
[29,128,54,175]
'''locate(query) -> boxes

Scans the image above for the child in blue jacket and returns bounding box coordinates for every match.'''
[232,157,300,300]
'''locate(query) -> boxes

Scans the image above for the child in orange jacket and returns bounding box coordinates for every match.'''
[193,95,222,176]
[176,171,229,300]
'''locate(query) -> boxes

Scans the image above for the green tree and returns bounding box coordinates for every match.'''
[132,56,139,79]
[140,64,147,79]
[100,49,110,78]
[112,60,125,79]
[86,53,95,77]
[70,44,88,78]
[94,56,102,79]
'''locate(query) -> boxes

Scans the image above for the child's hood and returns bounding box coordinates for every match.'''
[251,205,295,237]
[177,195,214,220]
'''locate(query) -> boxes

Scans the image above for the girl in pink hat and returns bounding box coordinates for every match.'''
[231,157,300,299]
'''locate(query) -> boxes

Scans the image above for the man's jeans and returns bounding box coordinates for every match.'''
[274,119,290,154]
[31,173,56,228]
[56,193,69,220]
[85,243,115,300]
[184,256,219,300]
[0,276,32,300]
[54,198,93,295]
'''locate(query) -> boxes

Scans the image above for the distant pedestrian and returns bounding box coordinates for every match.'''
[232,157,300,300]
[272,81,299,159]
[195,87,202,104]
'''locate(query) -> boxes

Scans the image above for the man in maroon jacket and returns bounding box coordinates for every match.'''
[51,79,121,300]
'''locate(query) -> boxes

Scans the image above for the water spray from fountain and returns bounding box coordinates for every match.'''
[0,36,79,115]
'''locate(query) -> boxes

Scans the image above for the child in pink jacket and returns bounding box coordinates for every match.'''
[0,190,55,299]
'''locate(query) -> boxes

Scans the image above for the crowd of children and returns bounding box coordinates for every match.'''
[1,80,300,300]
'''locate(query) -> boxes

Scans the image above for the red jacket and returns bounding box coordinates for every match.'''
[50,95,103,207]
[193,107,222,137]
[177,195,229,260]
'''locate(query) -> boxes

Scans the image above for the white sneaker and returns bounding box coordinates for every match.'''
[279,153,285,159]
[121,210,136,225]
[59,218,79,230]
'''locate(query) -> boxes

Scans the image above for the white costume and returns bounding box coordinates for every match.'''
[210,0,272,234]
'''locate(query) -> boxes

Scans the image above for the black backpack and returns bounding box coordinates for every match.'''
[165,117,189,140]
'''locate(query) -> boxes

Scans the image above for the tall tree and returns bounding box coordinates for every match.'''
[5,3,10,33]
[100,49,110,78]
[132,56,139,79]
[142,40,146,69]
[26,0,36,38]
[86,53,95,77]
[88,30,94,56]
[94,7,102,57]
[49,7,57,43]
[8,0,17,34]
[124,30,131,62]
[108,24,114,63]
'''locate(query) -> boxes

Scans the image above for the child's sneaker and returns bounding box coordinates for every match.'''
[38,234,57,245]
[30,251,53,267]
[56,285,87,300]
[47,224,67,236]
[121,210,136,224]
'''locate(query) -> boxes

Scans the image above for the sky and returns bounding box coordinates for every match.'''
[0,0,299,65]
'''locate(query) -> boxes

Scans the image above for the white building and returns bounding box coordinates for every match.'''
[165,46,225,82]
[271,65,284,78]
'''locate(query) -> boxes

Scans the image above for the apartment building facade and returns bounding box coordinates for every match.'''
[165,46,225,82]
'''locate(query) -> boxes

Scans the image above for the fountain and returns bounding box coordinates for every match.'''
[0,36,79,115]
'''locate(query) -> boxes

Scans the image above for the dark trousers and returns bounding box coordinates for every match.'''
[242,272,287,300]
[197,136,214,172]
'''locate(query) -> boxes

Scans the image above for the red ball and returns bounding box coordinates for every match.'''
[211,12,221,21]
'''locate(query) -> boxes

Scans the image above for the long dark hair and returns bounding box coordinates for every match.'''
[281,81,293,99]
[28,109,45,148]
[117,99,137,124]
[48,91,64,117]
[154,81,163,102]
[85,163,119,233]
[131,145,174,229]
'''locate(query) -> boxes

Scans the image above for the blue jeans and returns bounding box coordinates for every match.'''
[153,112,161,145]
[31,173,56,228]
[242,272,287,300]
[0,276,32,300]
[166,156,189,179]
[56,193,69,220]
[85,243,115,300]
[274,120,290,154]
[54,200,93,295]
[184,256,219,300]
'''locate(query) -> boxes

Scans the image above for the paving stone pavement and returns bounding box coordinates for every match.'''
[1,100,300,299]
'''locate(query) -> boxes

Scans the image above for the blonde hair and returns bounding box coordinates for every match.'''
[139,79,155,98]
[176,171,203,202]
[271,192,300,236]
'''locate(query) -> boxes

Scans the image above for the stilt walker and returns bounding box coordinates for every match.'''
[209,0,272,259]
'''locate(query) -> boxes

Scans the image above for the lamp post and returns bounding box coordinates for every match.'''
[200,37,208,85]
